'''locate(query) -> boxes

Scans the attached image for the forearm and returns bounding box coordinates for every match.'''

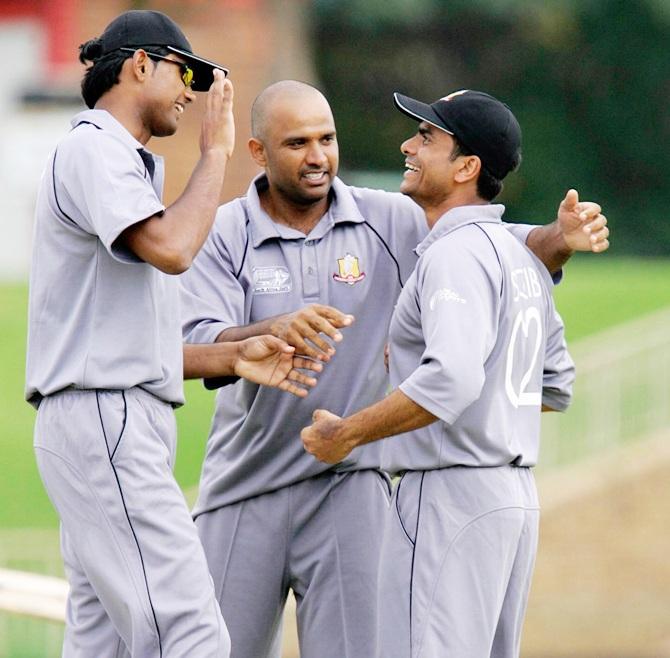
[340,389,438,449]
[183,341,239,379]
[215,314,286,343]
[163,150,229,258]
[526,222,573,275]
[123,150,229,274]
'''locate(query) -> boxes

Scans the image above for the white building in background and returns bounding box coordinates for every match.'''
[1,18,83,281]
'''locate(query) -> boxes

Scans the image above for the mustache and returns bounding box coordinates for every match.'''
[300,167,330,174]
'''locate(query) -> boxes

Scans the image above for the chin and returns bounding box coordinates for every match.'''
[292,183,331,205]
[399,179,414,196]
[151,120,178,138]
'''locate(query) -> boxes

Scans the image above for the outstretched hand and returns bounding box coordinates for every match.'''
[234,335,322,398]
[557,189,610,253]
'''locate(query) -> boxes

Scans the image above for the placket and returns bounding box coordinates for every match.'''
[301,238,320,301]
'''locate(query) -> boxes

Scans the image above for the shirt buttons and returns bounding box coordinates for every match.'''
[307,266,314,275]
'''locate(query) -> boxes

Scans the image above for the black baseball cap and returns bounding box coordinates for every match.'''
[393,90,521,179]
[97,10,228,91]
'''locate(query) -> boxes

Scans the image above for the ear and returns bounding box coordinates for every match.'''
[454,155,481,184]
[130,49,151,83]
[248,137,267,168]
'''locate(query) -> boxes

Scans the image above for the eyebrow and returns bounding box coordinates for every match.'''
[281,131,336,145]
[418,124,433,136]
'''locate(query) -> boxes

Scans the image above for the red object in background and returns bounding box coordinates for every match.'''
[42,0,77,76]
[0,0,78,77]
[0,0,40,19]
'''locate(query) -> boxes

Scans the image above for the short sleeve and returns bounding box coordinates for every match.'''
[180,212,247,344]
[503,221,534,246]
[58,129,165,263]
[541,301,575,411]
[503,222,563,284]
[399,232,501,423]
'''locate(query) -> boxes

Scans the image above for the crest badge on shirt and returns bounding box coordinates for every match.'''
[332,253,366,285]
[253,266,292,294]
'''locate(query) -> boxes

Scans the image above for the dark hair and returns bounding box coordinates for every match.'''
[78,39,169,109]
[449,139,521,202]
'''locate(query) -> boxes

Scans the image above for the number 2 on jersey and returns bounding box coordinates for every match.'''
[505,306,542,408]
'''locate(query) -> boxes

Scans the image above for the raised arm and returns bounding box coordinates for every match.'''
[120,71,235,274]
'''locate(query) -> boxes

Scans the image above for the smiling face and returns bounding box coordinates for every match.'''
[250,89,339,207]
[399,121,461,208]
[141,53,195,137]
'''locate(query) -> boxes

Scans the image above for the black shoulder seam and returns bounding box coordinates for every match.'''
[362,220,404,288]
[53,121,103,227]
[474,223,504,298]
[72,120,103,131]
[51,149,77,226]
[234,216,251,280]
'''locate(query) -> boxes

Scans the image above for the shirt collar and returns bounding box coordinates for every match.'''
[70,109,148,152]
[246,174,366,248]
[415,203,505,256]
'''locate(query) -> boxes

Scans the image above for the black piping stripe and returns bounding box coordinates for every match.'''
[109,391,128,461]
[95,391,163,657]
[51,121,103,227]
[73,120,103,131]
[395,474,415,545]
[362,220,404,289]
[408,472,425,653]
[475,224,504,298]
[234,218,251,280]
[51,149,77,226]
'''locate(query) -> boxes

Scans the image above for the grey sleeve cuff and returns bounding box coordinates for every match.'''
[183,321,230,345]
[399,379,459,425]
[503,222,535,245]
[106,204,167,264]
[542,388,572,412]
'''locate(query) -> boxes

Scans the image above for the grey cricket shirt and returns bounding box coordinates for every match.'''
[181,176,538,515]
[382,204,575,474]
[25,109,184,407]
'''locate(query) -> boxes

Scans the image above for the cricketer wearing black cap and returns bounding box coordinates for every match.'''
[300,88,576,658]
[394,89,522,179]
[24,7,297,657]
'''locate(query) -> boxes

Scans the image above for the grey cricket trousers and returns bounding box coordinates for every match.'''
[34,388,230,658]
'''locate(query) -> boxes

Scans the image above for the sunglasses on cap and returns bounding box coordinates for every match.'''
[119,47,195,88]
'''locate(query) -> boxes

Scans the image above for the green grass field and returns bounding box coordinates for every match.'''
[2,255,670,529]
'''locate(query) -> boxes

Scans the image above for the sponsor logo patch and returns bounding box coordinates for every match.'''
[253,266,292,294]
[332,253,366,285]
[429,288,467,310]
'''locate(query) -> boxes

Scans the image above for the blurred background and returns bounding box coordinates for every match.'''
[0,0,669,656]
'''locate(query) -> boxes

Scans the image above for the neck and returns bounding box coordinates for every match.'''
[422,189,486,229]
[95,95,150,145]
[260,185,330,235]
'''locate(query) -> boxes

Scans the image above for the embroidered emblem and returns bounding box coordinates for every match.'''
[429,288,467,310]
[253,266,292,294]
[332,253,366,285]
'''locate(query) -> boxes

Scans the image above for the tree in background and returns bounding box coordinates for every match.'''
[313,0,670,255]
